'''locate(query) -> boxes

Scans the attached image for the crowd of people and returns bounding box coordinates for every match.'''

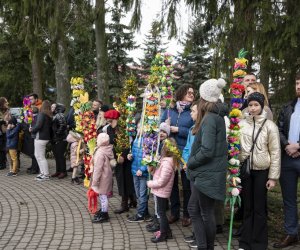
[0,72,299,250]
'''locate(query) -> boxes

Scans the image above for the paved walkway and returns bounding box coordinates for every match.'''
[0,154,299,250]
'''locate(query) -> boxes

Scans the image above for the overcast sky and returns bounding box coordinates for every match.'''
[108,0,192,63]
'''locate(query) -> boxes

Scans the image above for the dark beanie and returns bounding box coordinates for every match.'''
[247,92,265,109]
[100,105,110,113]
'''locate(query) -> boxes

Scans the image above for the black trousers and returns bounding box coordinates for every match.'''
[239,169,269,250]
[157,196,170,233]
[0,150,6,168]
[52,141,67,173]
[31,156,39,172]
[188,183,216,250]
[170,169,191,218]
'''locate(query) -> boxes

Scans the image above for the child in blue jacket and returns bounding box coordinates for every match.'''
[6,117,20,176]
[127,120,149,222]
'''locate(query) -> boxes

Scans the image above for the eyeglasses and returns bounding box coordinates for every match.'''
[187,91,195,96]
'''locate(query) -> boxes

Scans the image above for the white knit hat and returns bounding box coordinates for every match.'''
[199,78,226,102]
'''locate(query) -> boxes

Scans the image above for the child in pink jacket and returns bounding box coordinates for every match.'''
[147,138,179,243]
[89,133,114,223]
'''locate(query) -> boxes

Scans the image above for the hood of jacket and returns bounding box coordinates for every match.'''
[210,101,229,118]
[54,103,66,114]
[66,131,82,143]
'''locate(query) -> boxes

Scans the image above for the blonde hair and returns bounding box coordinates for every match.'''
[248,82,269,106]
[161,138,180,170]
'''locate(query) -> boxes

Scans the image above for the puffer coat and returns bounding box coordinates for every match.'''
[239,111,281,180]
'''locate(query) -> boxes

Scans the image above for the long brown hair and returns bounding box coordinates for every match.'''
[161,138,181,170]
[0,97,8,113]
[40,100,53,118]
[192,98,216,135]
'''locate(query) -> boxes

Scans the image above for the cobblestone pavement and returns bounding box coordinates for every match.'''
[0,154,299,250]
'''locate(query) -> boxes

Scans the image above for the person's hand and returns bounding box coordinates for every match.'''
[136,170,142,176]
[127,154,133,161]
[147,166,154,174]
[29,127,32,132]
[266,179,276,190]
[165,118,171,125]
[291,151,300,158]
[170,126,179,133]
[182,164,187,170]
[285,143,300,156]
[117,156,124,164]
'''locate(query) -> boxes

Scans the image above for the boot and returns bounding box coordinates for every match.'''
[129,195,137,208]
[92,212,109,223]
[151,230,172,243]
[146,216,160,232]
[71,177,81,185]
[114,196,129,214]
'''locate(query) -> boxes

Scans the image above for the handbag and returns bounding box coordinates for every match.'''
[240,119,267,179]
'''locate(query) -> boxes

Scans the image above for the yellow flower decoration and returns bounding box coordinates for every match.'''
[79,92,89,104]
[229,108,242,118]
[233,70,247,77]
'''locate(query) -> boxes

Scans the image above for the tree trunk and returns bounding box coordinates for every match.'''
[31,49,43,99]
[95,0,109,104]
[55,38,70,108]
[260,54,270,93]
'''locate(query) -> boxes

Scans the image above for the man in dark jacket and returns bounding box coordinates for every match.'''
[273,73,300,248]
[51,103,68,179]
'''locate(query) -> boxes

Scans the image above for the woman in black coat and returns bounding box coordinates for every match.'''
[51,103,68,179]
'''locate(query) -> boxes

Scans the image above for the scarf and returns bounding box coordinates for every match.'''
[176,101,191,114]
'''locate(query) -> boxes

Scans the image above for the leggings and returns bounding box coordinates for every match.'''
[99,195,108,212]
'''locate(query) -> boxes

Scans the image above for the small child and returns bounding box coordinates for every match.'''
[89,133,114,223]
[127,119,149,222]
[146,122,170,233]
[6,117,20,176]
[66,131,84,184]
[147,137,179,243]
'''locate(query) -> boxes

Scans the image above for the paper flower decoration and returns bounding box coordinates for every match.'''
[21,96,33,125]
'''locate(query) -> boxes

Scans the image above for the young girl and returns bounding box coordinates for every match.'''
[89,133,114,223]
[66,131,84,184]
[147,137,179,243]
[238,92,280,250]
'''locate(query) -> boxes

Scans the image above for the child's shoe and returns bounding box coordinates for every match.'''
[127,214,144,223]
[71,177,81,185]
[92,212,109,223]
[6,172,17,177]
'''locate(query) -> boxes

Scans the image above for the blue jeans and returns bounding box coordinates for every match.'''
[133,175,148,217]
[280,153,300,235]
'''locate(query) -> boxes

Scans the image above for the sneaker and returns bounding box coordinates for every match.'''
[6,172,17,177]
[189,240,198,248]
[35,174,43,180]
[144,214,153,222]
[127,214,144,223]
[36,175,50,181]
[184,234,195,243]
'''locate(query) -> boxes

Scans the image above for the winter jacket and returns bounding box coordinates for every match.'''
[6,124,20,149]
[52,104,67,143]
[242,106,273,121]
[31,112,52,140]
[66,132,84,168]
[186,103,228,201]
[147,157,175,198]
[131,137,148,177]
[277,98,299,149]
[161,106,194,151]
[91,136,114,195]
[66,107,75,131]
[239,111,281,180]
[182,126,195,163]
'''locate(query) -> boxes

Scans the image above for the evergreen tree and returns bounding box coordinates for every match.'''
[107,0,138,97]
[175,19,211,90]
[140,20,167,70]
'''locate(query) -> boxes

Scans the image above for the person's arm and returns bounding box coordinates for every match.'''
[160,109,167,122]
[6,124,20,139]
[182,130,192,163]
[147,161,173,189]
[187,117,216,170]
[277,106,289,149]
[91,154,105,187]
[268,123,281,180]
[55,114,67,135]
[31,113,44,133]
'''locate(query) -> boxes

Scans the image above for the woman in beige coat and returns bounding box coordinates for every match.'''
[238,92,281,250]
